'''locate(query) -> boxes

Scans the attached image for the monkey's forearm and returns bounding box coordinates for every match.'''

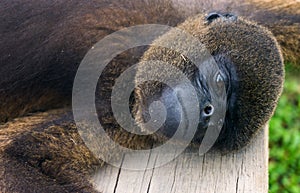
[173,0,300,64]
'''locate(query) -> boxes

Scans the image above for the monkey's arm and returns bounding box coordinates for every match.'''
[173,0,300,64]
[234,0,300,64]
[0,109,101,192]
[248,0,300,64]
[0,0,183,123]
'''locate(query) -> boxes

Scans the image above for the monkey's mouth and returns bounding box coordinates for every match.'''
[192,104,215,142]
[136,83,218,145]
[148,118,211,147]
[192,121,210,143]
[146,102,214,145]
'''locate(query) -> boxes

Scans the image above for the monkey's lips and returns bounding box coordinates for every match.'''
[192,120,209,143]
[152,118,210,145]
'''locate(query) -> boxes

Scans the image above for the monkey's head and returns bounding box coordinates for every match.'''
[133,13,284,152]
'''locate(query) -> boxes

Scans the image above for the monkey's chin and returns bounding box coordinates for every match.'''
[150,121,209,147]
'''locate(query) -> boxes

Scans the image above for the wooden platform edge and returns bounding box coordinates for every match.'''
[92,125,269,193]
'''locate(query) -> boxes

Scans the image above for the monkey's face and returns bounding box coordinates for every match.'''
[134,54,235,144]
[134,13,284,151]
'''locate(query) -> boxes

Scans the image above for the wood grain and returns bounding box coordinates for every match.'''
[92,125,268,193]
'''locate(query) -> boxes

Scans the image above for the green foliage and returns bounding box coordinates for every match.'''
[269,64,300,193]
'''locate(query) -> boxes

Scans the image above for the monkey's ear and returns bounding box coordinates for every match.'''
[205,12,223,23]
[205,12,237,24]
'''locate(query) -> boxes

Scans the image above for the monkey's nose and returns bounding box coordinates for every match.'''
[202,104,214,118]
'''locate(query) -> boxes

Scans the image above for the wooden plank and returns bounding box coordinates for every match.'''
[92,125,268,193]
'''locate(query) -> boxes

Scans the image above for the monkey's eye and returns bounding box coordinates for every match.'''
[212,71,227,97]
[215,72,225,85]
[212,72,227,97]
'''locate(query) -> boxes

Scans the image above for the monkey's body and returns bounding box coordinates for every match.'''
[0,0,297,192]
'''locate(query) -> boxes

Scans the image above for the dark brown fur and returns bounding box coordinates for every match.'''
[172,0,300,64]
[134,14,284,151]
[0,0,298,192]
[0,0,299,123]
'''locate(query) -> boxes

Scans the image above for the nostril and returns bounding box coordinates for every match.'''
[203,104,214,117]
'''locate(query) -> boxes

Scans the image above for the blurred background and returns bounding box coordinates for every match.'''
[269,63,300,193]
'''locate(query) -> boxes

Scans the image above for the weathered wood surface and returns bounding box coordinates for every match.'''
[92,125,268,193]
